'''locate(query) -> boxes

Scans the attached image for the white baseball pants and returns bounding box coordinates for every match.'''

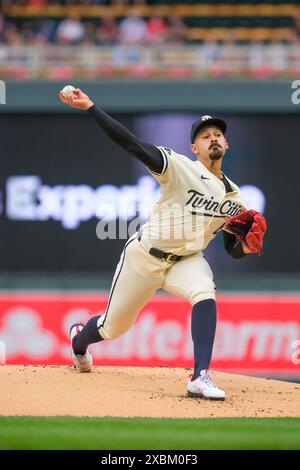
[98,234,216,340]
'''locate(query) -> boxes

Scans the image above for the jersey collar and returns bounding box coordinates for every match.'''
[195,160,239,193]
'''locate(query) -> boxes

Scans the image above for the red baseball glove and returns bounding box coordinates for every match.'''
[223,209,267,255]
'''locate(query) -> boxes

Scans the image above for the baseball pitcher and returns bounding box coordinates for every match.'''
[59,88,267,400]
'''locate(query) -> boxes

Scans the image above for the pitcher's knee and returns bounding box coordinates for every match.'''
[99,323,128,341]
[189,287,216,306]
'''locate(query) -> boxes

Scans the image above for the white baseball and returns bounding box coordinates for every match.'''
[61,85,75,98]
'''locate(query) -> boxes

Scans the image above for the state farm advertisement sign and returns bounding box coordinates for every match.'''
[0,292,299,377]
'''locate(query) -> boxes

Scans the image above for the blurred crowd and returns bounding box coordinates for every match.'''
[1,2,300,47]
[0,10,187,46]
[1,1,300,80]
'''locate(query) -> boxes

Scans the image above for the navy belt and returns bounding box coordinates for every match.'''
[137,231,182,263]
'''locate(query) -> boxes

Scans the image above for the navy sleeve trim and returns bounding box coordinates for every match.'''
[149,147,168,175]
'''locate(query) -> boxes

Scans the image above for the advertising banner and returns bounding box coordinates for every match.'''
[0,292,299,377]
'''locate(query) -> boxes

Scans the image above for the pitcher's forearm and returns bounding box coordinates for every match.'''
[88,105,164,173]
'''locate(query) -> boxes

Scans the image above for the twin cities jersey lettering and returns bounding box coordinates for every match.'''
[140,146,247,255]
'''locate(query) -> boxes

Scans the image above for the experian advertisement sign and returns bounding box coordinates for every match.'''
[0,111,297,274]
[5,175,265,230]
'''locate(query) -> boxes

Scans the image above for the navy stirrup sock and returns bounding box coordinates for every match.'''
[191,299,217,379]
[72,315,103,355]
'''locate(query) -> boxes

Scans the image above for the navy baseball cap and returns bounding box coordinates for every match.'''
[191,115,227,143]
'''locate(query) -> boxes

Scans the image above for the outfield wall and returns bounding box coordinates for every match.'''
[1,80,299,113]
[1,80,299,381]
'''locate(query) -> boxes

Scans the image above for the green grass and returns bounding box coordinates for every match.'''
[0,417,299,450]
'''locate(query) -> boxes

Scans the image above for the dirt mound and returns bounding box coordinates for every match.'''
[1,365,299,418]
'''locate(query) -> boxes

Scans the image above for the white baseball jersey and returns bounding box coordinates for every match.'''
[99,146,246,340]
[140,146,247,256]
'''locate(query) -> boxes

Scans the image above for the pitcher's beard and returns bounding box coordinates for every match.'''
[209,148,223,160]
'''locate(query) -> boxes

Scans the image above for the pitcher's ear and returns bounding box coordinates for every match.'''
[190,143,197,155]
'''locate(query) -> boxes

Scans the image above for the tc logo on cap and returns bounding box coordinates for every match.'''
[201,115,212,121]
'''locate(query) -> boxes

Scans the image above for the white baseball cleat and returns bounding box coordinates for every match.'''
[70,323,93,373]
[187,369,225,400]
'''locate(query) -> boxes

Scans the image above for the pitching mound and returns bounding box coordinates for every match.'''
[0,365,299,418]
